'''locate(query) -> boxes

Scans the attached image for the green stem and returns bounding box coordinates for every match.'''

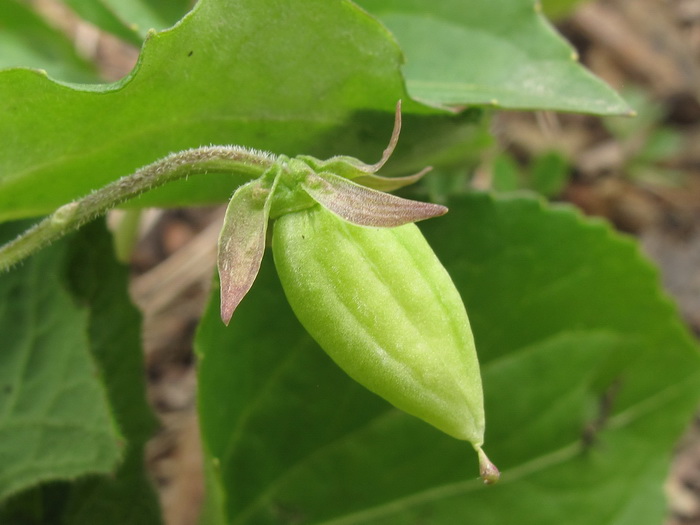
[0,145,277,271]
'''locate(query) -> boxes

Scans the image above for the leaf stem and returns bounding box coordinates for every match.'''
[0,146,277,271]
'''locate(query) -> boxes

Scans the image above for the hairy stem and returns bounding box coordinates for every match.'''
[0,145,277,271]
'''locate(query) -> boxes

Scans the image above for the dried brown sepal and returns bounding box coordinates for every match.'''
[218,175,277,325]
[295,101,404,180]
[366,100,403,173]
[302,171,447,228]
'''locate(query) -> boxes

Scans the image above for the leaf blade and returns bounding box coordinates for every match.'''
[197,193,700,524]
[0,224,122,501]
[356,0,630,114]
[61,220,162,525]
[0,0,448,221]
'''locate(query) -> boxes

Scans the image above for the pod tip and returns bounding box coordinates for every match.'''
[476,447,500,485]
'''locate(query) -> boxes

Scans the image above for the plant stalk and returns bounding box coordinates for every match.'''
[0,146,276,271]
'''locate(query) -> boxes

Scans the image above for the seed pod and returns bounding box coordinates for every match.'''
[272,205,497,481]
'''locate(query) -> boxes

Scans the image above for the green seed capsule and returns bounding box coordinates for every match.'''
[272,205,492,473]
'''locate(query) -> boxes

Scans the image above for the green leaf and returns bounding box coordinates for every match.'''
[491,153,521,193]
[635,127,682,165]
[196,193,700,524]
[0,0,98,82]
[0,221,161,523]
[540,0,585,20]
[416,194,700,524]
[196,260,392,525]
[0,224,121,501]
[356,0,630,114]
[63,0,193,45]
[59,220,162,525]
[528,150,569,197]
[0,0,471,222]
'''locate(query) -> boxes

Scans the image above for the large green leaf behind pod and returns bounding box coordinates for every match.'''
[197,193,700,524]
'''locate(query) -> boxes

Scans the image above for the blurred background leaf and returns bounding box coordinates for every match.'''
[356,0,629,113]
[62,0,194,45]
[0,0,98,81]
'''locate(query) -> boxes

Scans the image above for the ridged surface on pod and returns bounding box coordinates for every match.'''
[272,205,485,445]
